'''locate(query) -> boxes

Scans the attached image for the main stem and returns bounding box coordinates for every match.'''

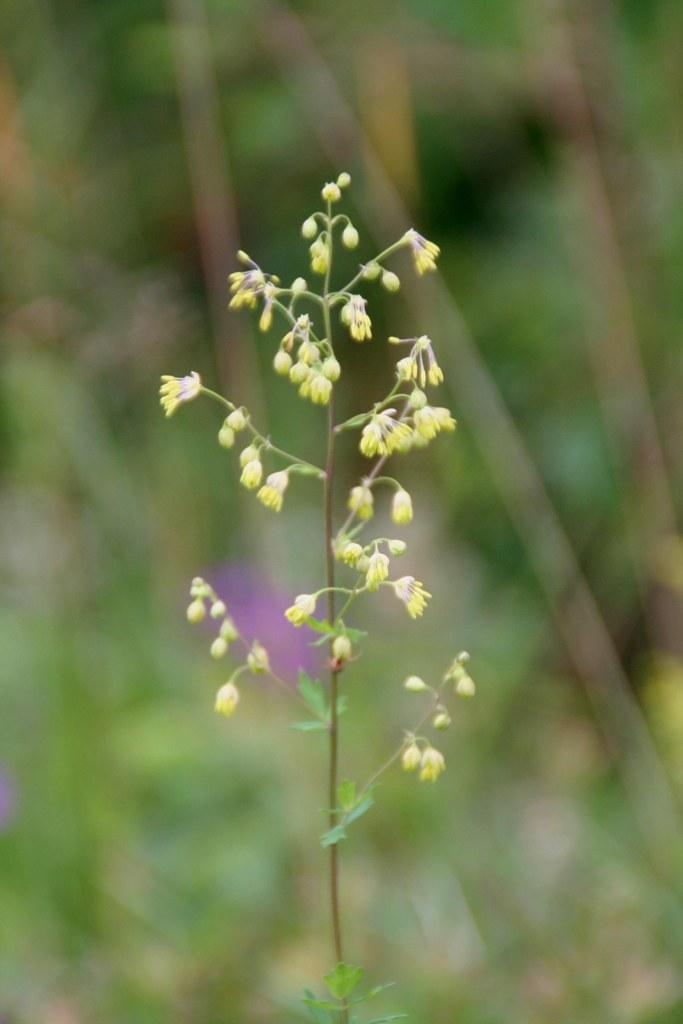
[321,204,346,997]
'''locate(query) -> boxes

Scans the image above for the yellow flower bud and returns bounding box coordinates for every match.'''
[308,371,333,406]
[211,636,228,659]
[301,216,317,239]
[219,617,238,642]
[387,539,406,556]
[419,746,445,782]
[210,600,227,618]
[433,710,451,730]
[227,408,248,431]
[285,593,317,627]
[240,459,263,490]
[186,599,205,624]
[391,488,413,525]
[409,388,427,410]
[404,675,427,692]
[215,681,240,717]
[321,181,341,202]
[332,635,352,662]
[310,236,331,274]
[322,356,341,381]
[381,270,400,292]
[273,350,293,376]
[341,541,364,566]
[402,742,422,772]
[342,224,359,249]
[239,444,259,468]
[291,276,307,293]
[456,674,476,698]
[362,261,381,281]
[337,171,351,188]
[289,361,310,385]
[348,485,374,520]
[218,424,235,449]
[247,641,269,674]
[257,470,289,512]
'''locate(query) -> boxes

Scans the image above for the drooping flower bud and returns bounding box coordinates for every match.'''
[273,350,293,376]
[227,408,248,432]
[391,489,413,525]
[301,216,317,239]
[342,224,359,249]
[186,599,205,624]
[381,270,400,292]
[402,742,422,772]
[404,675,427,692]
[215,681,240,717]
[332,635,352,662]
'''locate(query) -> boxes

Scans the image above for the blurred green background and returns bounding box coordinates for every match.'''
[2,0,683,1021]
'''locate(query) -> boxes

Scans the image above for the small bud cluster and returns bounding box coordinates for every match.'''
[399,653,477,782]
[185,577,271,718]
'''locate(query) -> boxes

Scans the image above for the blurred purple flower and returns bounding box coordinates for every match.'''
[0,769,17,831]
[205,563,321,682]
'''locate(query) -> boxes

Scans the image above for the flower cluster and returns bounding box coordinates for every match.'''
[399,651,476,783]
[185,577,272,717]
[159,172,476,1018]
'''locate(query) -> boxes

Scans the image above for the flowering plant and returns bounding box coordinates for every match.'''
[160,173,475,1021]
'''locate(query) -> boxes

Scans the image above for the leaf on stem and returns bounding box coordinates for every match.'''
[324,963,364,1000]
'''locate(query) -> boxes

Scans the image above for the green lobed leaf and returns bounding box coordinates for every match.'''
[298,671,328,718]
[302,990,334,1023]
[320,824,347,847]
[324,963,365,1000]
[344,793,374,826]
[290,721,328,732]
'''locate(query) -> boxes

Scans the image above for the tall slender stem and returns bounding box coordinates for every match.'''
[321,201,346,1005]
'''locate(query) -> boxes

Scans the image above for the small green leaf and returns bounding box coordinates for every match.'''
[339,626,368,643]
[320,824,347,847]
[302,990,334,1023]
[305,617,335,635]
[290,721,328,732]
[302,996,341,1012]
[367,1015,408,1023]
[324,963,364,1000]
[298,671,327,718]
[337,780,356,810]
[345,794,374,826]
[355,984,395,1004]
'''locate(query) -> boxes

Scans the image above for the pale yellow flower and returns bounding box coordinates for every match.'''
[257,470,289,512]
[159,372,201,417]
[393,576,431,619]
[359,410,412,458]
[366,551,389,591]
[342,294,372,342]
[404,228,440,275]
[284,593,317,627]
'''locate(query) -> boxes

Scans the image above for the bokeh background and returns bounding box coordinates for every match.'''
[2,0,683,1021]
